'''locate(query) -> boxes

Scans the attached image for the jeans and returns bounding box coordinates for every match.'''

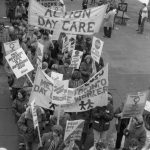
[104,27,112,38]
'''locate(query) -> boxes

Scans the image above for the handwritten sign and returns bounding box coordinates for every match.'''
[37,42,44,68]
[29,69,54,109]
[64,120,85,142]
[5,48,34,78]
[62,65,108,112]
[31,100,39,129]
[4,40,20,55]
[29,0,108,35]
[122,91,148,118]
[52,80,69,105]
[51,71,63,80]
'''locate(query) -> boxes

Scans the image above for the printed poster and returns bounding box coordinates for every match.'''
[70,50,83,69]
[91,37,104,63]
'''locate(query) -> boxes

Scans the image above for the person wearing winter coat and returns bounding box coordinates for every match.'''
[103,7,116,38]
[12,89,28,121]
[80,55,93,83]
[41,125,63,150]
[123,115,146,150]
[69,70,84,88]
[17,106,46,150]
[91,95,114,144]
[58,59,73,80]
[50,108,71,132]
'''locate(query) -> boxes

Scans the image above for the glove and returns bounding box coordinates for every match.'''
[123,128,130,136]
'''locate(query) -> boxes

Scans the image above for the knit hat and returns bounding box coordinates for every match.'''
[84,55,92,60]
[52,125,63,135]
[42,62,48,70]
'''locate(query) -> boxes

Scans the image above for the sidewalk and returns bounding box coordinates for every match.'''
[0,0,18,149]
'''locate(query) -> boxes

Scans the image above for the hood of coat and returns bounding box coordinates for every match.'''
[84,55,92,64]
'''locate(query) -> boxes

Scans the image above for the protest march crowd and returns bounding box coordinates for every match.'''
[0,0,150,150]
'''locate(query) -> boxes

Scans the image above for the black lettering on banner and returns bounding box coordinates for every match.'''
[74,10,82,18]
[45,9,53,17]
[62,21,69,31]
[33,84,47,95]
[38,16,45,26]
[70,22,78,32]
[87,22,95,33]
[79,22,86,32]
[83,9,91,18]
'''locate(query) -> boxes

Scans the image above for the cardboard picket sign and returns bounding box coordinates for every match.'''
[52,80,69,105]
[4,40,20,55]
[31,100,39,129]
[51,71,63,80]
[91,37,104,63]
[5,48,34,79]
[145,101,150,112]
[36,42,44,68]
[64,120,85,142]
[70,50,83,69]
[122,91,148,118]
[37,0,62,11]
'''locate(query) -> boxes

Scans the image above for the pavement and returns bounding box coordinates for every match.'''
[0,0,18,150]
[0,0,150,149]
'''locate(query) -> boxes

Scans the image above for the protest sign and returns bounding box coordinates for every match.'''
[29,0,107,35]
[51,71,63,80]
[31,100,43,146]
[36,0,61,11]
[5,48,34,79]
[145,101,150,112]
[31,100,39,129]
[4,40,20,55]
[122,91,148,118]
[64,120,85,142]
[62,65,108,112]
[68,34,76,52]
[91,37,104,63]
[37,42,44,68]
[29,69,54,109]
[70,50,83,69]
[52,80,69,105]
[62,35,69,53]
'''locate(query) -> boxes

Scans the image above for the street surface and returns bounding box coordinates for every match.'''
[0,0,150,149]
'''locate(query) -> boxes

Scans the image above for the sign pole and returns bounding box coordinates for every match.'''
[57,105,61,125]
[37,125,42,147]
[121,117,132,148]
[26,73,33,86]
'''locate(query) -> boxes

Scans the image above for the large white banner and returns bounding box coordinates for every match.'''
[62,65,108,112]
[91,37,104,63]
[29,69,54,109]
[5,48,34,79]
[4,40,20,55]
[138,0,149,5]
[29,0,107,35]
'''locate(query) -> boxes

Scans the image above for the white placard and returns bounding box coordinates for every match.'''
[5,48,34,78]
